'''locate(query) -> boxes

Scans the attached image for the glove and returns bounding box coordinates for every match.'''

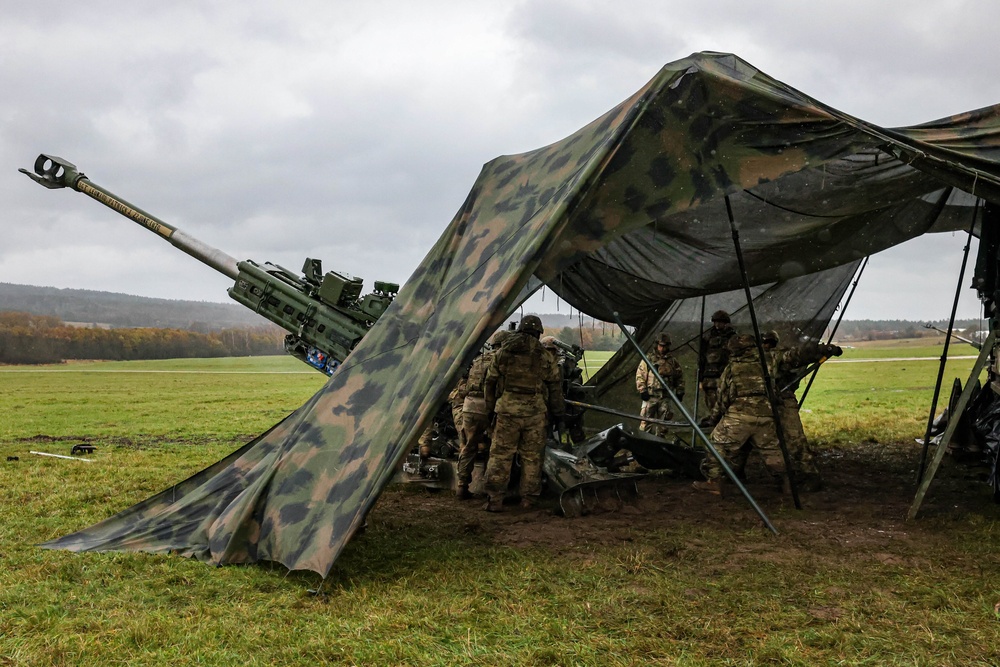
[640,391,650,402]
[698,417,715,429]
[826,344,843,357]
[676,392,685,402]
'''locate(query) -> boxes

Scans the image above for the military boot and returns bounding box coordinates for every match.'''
[483,497,504,513]
[692,478,724,496]
[456,484,473,500]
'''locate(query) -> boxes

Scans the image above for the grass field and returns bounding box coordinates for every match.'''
[1,343,999,666]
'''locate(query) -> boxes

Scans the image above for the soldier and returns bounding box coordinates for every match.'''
[540,335,587,444]
[693,333,782,495]
[483,315,564,512]
[699,309,737,412]
[762,330,842,490]
[540,335,560,358]
[635,332,685,437]
[456,329,512,500]
[448,374,468,442]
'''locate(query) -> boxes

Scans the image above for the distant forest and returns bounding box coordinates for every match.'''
[0,283,263,330]
[0,282,989,363]
[0,311,283,365]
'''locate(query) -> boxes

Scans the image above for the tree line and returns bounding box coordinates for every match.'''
[0,311,284,365]
[0,282,264,330]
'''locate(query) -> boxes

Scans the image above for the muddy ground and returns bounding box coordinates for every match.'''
[372,442,1000,560]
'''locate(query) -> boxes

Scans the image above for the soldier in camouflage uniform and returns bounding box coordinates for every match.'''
[694,333,781,495]
[699,310,737,413]
[483,315,564,511]
[635,332,685,437]
[762,330,841,490]
[541,335,589,444]
[455,329,512,500]
[417,376,467,459]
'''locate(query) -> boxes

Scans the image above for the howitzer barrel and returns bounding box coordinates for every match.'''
[20,154,240,280]
[21,153,399,375]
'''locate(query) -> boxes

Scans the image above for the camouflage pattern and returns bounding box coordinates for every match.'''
[483,332,564,503]
[457,346,498,486]
[42,52,1000,576]
[449,377,467,435]
[699,321,737,412]
[703,335,782,481]
[767,341,841,477]
[635,349,684,437]
[484,412,548,502]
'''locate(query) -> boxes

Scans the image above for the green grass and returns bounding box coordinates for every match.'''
[1,349,999,665]
[0,357,325,442]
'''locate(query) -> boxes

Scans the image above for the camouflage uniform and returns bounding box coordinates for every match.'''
[456,330,512,498]
[483,317,564,510]
[764,332,842,484]
[449,376,467,439]
[701,334,783,484]
[699,311,736,413]
[635,333,685,437]
[541,336,587,444]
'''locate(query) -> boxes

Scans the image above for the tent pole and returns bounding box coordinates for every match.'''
[799,256,869,407]
[909,329,996,520]
[692,295,706,444]
[725,196,802,509]
[611,311,779,534]
[916,201,981,483]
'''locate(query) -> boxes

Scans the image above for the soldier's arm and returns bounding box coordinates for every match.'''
[635,361,648,393]
[484,354,501,412]
[544,355,566,418]
[710,368,732,423]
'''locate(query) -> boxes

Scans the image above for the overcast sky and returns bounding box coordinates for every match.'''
[1,1,996,322]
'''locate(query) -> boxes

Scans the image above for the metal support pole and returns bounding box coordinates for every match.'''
[724,196,802,509]
[611,311,779,535]
[917,202,980,482]
[565,399,687,429]
[799,256,868,407]
[692,295,706,444]
[908,330,996,520]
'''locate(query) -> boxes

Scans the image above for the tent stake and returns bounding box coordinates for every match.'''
[611,311,779,535]
[725,196,801,509]
[799,256,868,407]
[916,200,980,482]
[909,330,996,519]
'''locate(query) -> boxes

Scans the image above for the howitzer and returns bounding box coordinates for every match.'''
[923,322,982,350]
[20,154,398,374]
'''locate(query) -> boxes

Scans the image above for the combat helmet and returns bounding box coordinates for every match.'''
[655,332,671,348]
[517,315,545,336]
[762,330,779,347]
[486,329,513,350]
[727,333,756,354]
[711,309,731,323]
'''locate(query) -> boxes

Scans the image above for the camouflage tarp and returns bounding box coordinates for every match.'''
[43,52,1000,576]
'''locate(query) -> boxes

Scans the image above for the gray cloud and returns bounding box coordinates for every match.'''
[1,0,995,318]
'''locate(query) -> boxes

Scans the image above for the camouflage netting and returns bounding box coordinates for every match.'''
[43,52,1000,576]
[585,261,862,431]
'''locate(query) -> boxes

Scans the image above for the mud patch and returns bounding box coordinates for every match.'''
[370,441,1000,571]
